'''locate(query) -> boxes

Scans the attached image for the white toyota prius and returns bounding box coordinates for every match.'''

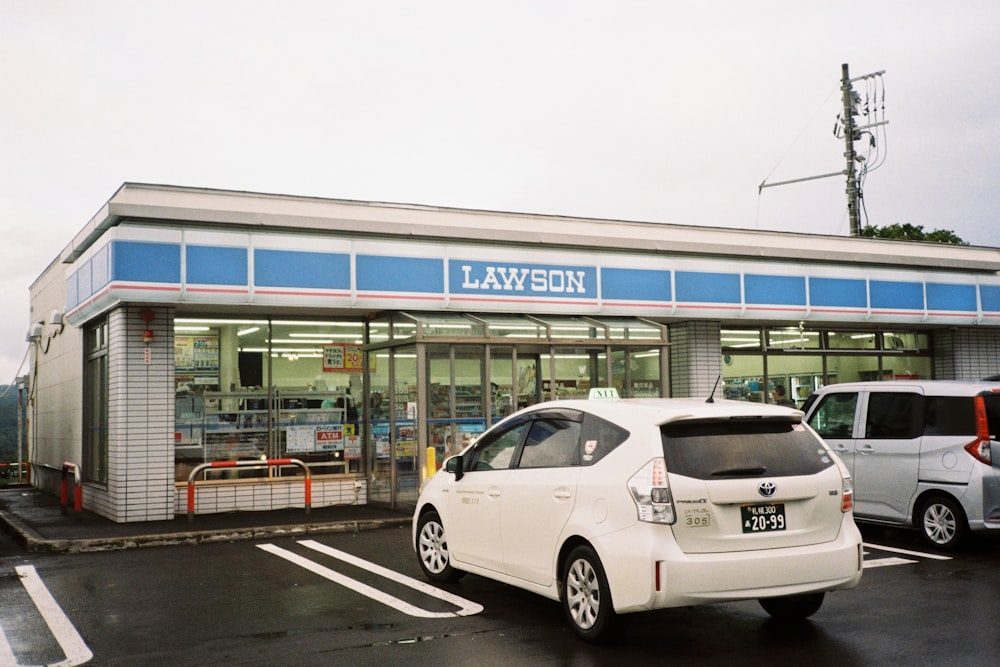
[413,396,863,642]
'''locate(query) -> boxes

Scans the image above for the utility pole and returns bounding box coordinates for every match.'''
[840,63,861,236]
[759,64,887,236]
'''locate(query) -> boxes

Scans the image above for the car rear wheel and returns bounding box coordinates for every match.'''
[919,495,967,550]
[416,510,464,582]
[759,592,825,620]
[561,546,623,643]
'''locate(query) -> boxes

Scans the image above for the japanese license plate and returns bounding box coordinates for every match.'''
[741,503,786,533]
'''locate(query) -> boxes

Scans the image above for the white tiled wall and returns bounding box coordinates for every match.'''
[178,477,367,515]
[84,306,176,522]
[669,321,723,398]
[933,328,1000,380]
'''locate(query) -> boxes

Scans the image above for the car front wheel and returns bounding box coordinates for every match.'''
[759,592,825,620]
[561,546,623,643]
[415,510,464,582]
[919,495,967,550]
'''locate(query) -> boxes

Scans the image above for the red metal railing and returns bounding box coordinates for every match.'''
[61,461,82,515]
[0,461,29,481]
[186,458,311,521]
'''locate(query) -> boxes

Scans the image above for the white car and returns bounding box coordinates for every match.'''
[413,397,863,642]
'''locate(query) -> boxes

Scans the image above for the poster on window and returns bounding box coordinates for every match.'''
[345,435,362,460]
[322,344,364,373]
[286,425,346,453]
[175,335,220,393]
[316,426,345,451]
[285,425,316,453]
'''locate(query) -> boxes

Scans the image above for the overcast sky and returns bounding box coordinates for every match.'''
[2,1,998,385]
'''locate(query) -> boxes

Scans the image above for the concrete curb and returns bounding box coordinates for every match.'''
[0,508,48,552]
[0,509,412,554]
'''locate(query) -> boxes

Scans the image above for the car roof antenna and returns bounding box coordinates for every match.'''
[706,375,722,403]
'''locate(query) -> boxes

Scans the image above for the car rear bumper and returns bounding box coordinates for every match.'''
[597,518,864,613]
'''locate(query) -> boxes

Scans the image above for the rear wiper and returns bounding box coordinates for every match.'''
[710,465,767,477]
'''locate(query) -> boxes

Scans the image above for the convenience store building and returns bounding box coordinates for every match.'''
[26,183,1000,522]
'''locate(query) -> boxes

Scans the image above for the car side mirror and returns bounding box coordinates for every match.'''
[446,455,464,481]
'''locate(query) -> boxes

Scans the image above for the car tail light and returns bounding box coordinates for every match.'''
[628,458,676,524]
[841,476,854,513]
[964,395,993,466]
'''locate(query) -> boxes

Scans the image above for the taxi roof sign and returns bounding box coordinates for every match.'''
[588,387,620,400]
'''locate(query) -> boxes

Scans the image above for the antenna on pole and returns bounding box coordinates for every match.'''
[759,64,888,236]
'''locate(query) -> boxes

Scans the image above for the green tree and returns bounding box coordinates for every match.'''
[0,387,19,461]
[860,223,967,245]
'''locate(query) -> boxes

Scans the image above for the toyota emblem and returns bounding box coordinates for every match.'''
[758,481,777,498]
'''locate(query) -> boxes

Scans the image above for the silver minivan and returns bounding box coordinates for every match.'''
[803,380,1000,549]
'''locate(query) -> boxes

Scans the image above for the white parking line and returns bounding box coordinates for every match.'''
[863,542,953,561]
[0,565,93,667]
[257,542,483,618]
[863,556,917,569]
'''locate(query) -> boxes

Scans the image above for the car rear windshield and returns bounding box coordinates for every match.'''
[660,418,834,480]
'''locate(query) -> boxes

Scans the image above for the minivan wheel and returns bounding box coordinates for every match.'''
[416,510,465,582]
[759,592,825,620]
[561,546,623,643]
[919,495,967,550]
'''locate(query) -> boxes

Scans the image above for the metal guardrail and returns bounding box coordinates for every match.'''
[0,461,29,481]
[185,458,311,522]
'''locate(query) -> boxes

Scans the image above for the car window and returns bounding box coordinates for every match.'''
[924,397,975,435]
[579,413,630,465]
[465,423,527,471]
[808,392,858,439]
[661,418,833,479]
[866,392,923,439]
[983,394,1000,439]
[517,418,582,469]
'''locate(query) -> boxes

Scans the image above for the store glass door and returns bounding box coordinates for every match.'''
[366,345,419,507]
[427,345,486,465]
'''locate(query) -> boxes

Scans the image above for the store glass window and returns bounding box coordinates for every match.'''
[490,347,517,420]
[538,317,605,340]
[402,312,484,338]
[722,354,766,402]
[629,348,662,397]
[767,326,821,350]
[547,348,602,399]
[599,318,666,341]
[828,331,878,350]
[721,329,763,350]
[173,317,365,482]
[765,355,826,407]
[722,327,932,409]
[881,355,931,381]
[482,315,546,339]
[83,318,109,484]
[883,331,928,351]
[823,354,877,383]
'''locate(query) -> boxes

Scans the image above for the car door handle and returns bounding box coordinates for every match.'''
[857,443,875,454]
[553,488,572,501]
[487,487,501,498]
[832,444,850,453]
